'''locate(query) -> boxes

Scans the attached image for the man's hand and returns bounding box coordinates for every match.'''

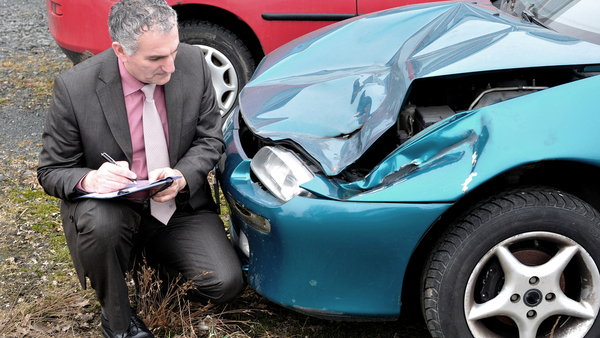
[148,168,187,202]
[81,161,137,193]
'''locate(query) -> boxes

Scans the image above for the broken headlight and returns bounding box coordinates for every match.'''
[250,146,314,202]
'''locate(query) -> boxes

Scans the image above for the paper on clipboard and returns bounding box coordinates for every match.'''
[74,176,181,200]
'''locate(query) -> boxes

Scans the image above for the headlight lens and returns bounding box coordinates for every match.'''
[250,146,314,202]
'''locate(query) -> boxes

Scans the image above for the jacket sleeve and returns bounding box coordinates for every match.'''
[37,74,92,201]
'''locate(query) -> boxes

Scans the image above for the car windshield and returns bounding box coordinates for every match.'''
[507,0,600,44]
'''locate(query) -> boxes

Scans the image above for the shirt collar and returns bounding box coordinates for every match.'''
[118,59,144,96]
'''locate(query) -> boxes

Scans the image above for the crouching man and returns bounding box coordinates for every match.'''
[37,0,244,337]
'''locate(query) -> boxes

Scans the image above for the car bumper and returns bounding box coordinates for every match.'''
[220,111,451,320]
[46,0,113,61]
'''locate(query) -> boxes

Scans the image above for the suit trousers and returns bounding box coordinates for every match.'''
[64,198,244,332]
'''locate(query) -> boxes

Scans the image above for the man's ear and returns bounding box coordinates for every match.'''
[112,42,128,62]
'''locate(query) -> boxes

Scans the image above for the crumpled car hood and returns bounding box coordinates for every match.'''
[238,0,600,176]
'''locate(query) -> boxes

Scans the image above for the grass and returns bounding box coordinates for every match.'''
[8,186,65,256]
[133,261,264,337]
[0,54,69,109]
[0,288,98,336]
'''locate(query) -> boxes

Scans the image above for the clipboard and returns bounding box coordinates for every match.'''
[74,176,181,200]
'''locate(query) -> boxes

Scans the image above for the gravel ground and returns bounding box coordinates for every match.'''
[0,0,68,162]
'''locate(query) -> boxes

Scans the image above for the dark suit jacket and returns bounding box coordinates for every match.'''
[38,43,224,211]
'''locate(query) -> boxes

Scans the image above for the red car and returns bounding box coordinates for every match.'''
[47,0,441,116]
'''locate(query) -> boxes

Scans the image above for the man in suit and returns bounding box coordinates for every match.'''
[37,0,244,337]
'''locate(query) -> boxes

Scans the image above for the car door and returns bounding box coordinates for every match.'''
[254,0,357,54]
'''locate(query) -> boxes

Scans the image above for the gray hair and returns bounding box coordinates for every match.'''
[108,0,178,55]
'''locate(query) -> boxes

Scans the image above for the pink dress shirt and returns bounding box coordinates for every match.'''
[118,59,170,181]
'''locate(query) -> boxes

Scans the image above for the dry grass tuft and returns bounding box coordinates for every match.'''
[133,261,260,337]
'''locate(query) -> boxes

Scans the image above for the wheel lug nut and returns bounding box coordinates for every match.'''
[511,294,520,303]
[527,310,537,319]
[529,276,539,285]
[546,293,555,301]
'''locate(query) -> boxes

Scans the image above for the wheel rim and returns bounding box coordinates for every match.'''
[196,45,239,117]
[464,231,600,338]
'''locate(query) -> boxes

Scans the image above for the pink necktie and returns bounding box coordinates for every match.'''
[141,84,175,225]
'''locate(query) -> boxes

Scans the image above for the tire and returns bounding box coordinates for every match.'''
[422,187,600,338]
[178,21,256,119]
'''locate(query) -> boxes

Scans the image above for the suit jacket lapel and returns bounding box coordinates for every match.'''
[164,68,183,167]
[96,51,134,163]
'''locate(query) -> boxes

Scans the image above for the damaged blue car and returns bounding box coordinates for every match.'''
[218,0,600,337]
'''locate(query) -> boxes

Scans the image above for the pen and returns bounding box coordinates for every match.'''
[100,152,137,184]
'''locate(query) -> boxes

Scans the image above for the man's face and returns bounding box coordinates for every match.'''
[114,26,180,85]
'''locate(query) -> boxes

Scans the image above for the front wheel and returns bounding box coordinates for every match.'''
[422,187,600,338]
[179,21,256,118]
